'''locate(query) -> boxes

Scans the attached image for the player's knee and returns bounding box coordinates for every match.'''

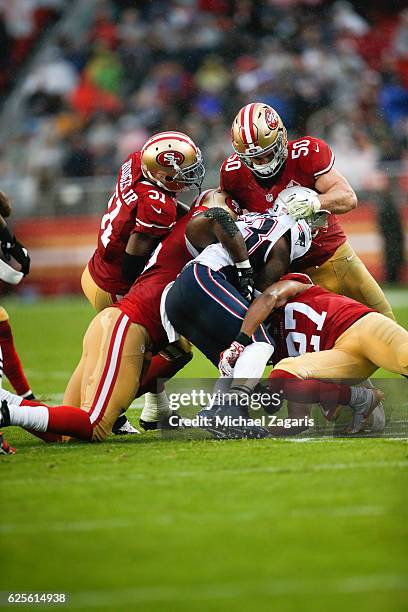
[0,307,9,322]
[272,358,306,379]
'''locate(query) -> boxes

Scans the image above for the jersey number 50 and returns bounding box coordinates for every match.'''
[291,139,311,159]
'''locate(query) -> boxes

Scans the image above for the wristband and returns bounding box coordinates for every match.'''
[236,259,251,269]
[235,331,252,347]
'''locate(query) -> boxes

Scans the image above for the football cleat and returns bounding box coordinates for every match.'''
[348,386,385,434]
[199,400,270,440]
[22,392,36,401]
[0,400,10,427]
[140,410,183,431]
[370,403,386,432]
[112,415,140,435]
[362,379,386,432]
[0,431,15,454]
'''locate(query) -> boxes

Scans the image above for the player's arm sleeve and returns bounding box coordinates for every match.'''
[122,233,161,283]
[219,160,239,198]
[240,281,309,338]
[133,195,176,238]
[203,207,249,264]
[306,137,335,179]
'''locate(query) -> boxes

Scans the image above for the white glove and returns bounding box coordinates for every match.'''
[276,186,321,220]
[218,341,245,377]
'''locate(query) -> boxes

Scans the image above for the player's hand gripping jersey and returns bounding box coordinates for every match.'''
[88,151,177,296]
[194,212,311,272]
[220,137,346,268]
[267,273,375,364]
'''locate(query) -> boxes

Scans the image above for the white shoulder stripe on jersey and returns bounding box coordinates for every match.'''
[314,151,335,177]
[135,218,175,230]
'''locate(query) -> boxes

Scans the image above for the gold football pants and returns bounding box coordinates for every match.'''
[81,264,118,312]
[64,307,151,441]
[303,241,395,320]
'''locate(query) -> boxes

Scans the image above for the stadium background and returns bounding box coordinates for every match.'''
[0,0,407,296]
[1,3,408,610]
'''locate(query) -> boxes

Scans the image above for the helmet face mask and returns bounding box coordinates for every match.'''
[141,132,205,193]
[171,149,206,191]
[232,103,288,179]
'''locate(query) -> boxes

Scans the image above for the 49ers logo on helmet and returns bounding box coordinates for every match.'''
[156,151,185,167]
[265,109,278,130]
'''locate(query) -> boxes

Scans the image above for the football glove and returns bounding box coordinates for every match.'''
[219,341,246,377]
[235,260,254,302]
[1,239,30,275]
[277,186,321,220]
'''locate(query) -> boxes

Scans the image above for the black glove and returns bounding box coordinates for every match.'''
[1,239,31,276]
[235,262,254,302]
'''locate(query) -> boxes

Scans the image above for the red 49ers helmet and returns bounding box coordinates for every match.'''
[231,103,288,178]
[141,131,205,192]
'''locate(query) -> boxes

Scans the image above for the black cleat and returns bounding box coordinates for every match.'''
[140,411,182,431]
[112,414,140,435]
[0,400,10,427]
[200,402,270,440]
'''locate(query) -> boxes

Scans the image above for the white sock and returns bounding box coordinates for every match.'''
[0,387,23,406]
[140,390,170,422]
[233,342,274,390]
[8,403,49,431]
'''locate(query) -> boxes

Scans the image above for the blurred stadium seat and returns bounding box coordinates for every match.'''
[0,0,406,293]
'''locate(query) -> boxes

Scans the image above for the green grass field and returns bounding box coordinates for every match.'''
[1,293,407,611]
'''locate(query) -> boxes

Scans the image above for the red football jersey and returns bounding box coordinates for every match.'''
[267,273,374,364]
[88,151,177,296]
[118,201,208,348]
[220,136,347,268]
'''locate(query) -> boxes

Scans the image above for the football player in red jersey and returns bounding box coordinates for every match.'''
[219,273,408,433]
[84,131,205,305]
[219,102,394,320]
[0,192,33,401]
[0,193,251,443]
[72,131,205,433]
[0,191,33,453]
